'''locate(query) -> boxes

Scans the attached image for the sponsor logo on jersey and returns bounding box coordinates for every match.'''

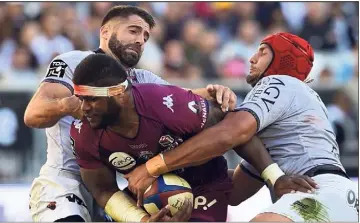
[159,135,175,147]
[74,120,83,133]
[129,143,148,150]
[194,196,217,211]
[46,59,68,78]
[291,198,329,222]
[66,194,87,208]
[347,189,359,214]
[109,152,136,171]
[199,98,207,128]
[163,94,174,113]
[138,151,154,161]
[188,101,198,114]
[70,136,78,159]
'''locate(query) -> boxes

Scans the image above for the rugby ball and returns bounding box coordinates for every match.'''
[143,173,193,216]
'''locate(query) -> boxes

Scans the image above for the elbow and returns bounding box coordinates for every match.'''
[24,109,38,128]
[24,109,50,128]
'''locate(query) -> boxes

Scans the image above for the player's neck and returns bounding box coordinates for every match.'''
[108,90,139,138]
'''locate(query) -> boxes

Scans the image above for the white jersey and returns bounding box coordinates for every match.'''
[41,50,169,175]
[237,75,344,177]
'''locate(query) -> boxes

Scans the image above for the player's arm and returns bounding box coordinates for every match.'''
[80,166,152,222]
[24,83,80,128]
[24,58,80,128]
[71,121,151,222]
[149,111,257,171]
[146,77,292,176]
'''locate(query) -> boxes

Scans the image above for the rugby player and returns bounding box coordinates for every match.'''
[71,53,317,222]
[24,5,236,222]
[126,32,358,222]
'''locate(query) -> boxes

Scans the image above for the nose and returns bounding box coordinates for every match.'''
[135,33,145,46]
[249,53,257,64]
[80,100,91,113]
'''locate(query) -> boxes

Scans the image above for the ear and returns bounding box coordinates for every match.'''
[100,25,110,41]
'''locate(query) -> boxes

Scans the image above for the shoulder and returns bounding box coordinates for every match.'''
[132,68,157,76]
[133,84,181,101]
[52,50,94,71]
[56,50,94,64]
[249,75,299,96]
[133,84,187,117]
[130,68,169,85]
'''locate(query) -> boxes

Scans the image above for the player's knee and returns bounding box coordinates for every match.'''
[54,215,85,222]
[250,212,293,222]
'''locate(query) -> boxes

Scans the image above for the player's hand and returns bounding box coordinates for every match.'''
[147,198,193,222]
[206,84,237,112]
[124,164,157,207]
[273,175,319,199]
[60,95,83,119]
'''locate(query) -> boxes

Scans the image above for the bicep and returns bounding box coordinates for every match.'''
[216,111,258,148]
[80,167,118,207]
[30,82,72,103]
[24,82,72,125]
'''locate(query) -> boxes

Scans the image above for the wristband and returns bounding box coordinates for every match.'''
[260,163,285,186]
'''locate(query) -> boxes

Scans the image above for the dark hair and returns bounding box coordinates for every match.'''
[73,54,128,87]
[101,5,155,29]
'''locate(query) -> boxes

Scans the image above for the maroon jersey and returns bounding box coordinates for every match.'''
[70,84,228,186]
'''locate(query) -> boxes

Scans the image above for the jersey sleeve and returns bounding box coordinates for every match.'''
[70,120,103,169]
[134,69,170,85]
[235,76,295,132]
[41,56,74,93]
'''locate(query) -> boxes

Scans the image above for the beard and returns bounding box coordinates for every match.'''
[108,33,142,68]
[97,98,121,129]
[246,74,262,87]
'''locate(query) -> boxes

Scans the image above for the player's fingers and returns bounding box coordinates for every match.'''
[177,198,192,221]
[228,92,237,110]
[302,175,319,189]
[221,89,231,112]
[215,85,224,104]
[275,188,297,199]
[292,178,315,193]
[153,205,171,221]
[206,84,215,92]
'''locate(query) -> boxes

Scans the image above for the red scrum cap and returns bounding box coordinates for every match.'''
[261,32,314,81]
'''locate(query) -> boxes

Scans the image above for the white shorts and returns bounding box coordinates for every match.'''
[261,174,358,222]
[29,166,103,222]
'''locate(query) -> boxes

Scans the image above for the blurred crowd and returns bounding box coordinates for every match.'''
[0,2,358,85]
